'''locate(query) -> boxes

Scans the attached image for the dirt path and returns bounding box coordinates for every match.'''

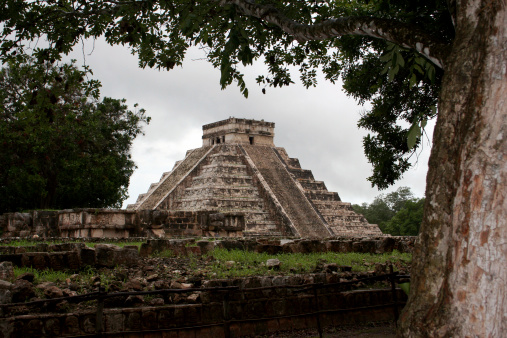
[261,322,396,337]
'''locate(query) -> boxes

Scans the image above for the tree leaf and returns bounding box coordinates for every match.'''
[407,122,421,149]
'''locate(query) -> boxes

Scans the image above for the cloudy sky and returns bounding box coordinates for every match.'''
[65,39,433,207]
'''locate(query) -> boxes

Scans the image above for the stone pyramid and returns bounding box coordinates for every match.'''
[128,118,382,238]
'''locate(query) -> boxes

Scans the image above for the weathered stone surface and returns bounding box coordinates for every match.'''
[0,261,14,281]
[42,285,64,299]
[16,272,35,283]
[79,246,96,266]
[95,244,119,268]
[0,280,13,304]
[12,279,35,302]
[95,244,139,268]
[266,259,281,270]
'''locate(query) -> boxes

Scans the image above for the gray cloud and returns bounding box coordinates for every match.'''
[65,39,432,208]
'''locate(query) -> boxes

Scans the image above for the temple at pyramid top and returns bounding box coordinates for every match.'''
[129,118,382,238]
[202,117,275,146]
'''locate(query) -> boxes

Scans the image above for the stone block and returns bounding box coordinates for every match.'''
[63,315,81,336]
[44,317,62,336]
[196,240,214,255]
[22,252,50,270]
[161,331,179,338]
[79,246,96,266]
[255,244,282,255]
[32,210,59,237]
[124,311,142,331]
[48,252,67,271]
[6,213,32,234]
[139,242,152,257]
[95,244,119,268]
[24,318,43,336]
[0,261,14,281]
[196,326,223,338]
[0,280,13,304]
[228,323,242,338]
[81,314,96,334]
[142,310,159,330]
[118,246,140,266]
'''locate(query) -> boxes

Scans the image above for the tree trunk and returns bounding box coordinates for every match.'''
[399,0,506,337]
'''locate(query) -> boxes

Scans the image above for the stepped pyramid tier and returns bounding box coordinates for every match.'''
[129,117,382,238]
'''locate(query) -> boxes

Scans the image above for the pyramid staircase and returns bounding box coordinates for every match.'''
[274,148,382,237]
[127,146,213,210]
[173,146,280,236]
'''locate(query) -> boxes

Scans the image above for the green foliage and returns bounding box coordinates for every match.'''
[399,282,410,295]
[353,186,424,235]
[207,248,411,278]
[383,198,425,236]
[0,0,454,189]
[0,56,150,212]
[14,266,73,284]
[151,249,175,258]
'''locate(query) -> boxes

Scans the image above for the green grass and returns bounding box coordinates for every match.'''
[151,249,175,258]
[14,266,74,284]
[206,249,411,278]
[13,265,124,292]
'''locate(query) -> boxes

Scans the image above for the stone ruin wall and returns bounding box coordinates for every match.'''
[0,235,414,336]
[0,209,247,239]
[0,237,416,272]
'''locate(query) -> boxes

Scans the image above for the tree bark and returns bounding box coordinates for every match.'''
[399,0,506,336]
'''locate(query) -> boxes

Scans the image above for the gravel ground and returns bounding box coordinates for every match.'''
[261,322,396,337]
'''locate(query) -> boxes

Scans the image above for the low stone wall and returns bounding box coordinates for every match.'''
[0,243,140,271]
[0,209,246,239]
[140,236,415,257]
[0,237,414,271]
[0,275,407,337]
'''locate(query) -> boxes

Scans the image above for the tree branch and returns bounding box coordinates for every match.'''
[220,0,451,69]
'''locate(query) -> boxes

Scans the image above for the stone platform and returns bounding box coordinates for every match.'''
[128,118,382,238]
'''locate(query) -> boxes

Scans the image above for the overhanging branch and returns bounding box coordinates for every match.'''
[220,0,451,69]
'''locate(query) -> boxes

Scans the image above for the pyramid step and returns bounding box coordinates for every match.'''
[306,190,340,201]
[185,184,255,190]
[177,198,264,210]
[200,164,248,175]
[299,179,327,191]
[201,163,247,169]
[312,200,353,210]
[192,176,254,186]
[288,168,314,180]
[184,189,258,197]
[208,153,243,164]
[182,190,260,200]
[160,171,171,180]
